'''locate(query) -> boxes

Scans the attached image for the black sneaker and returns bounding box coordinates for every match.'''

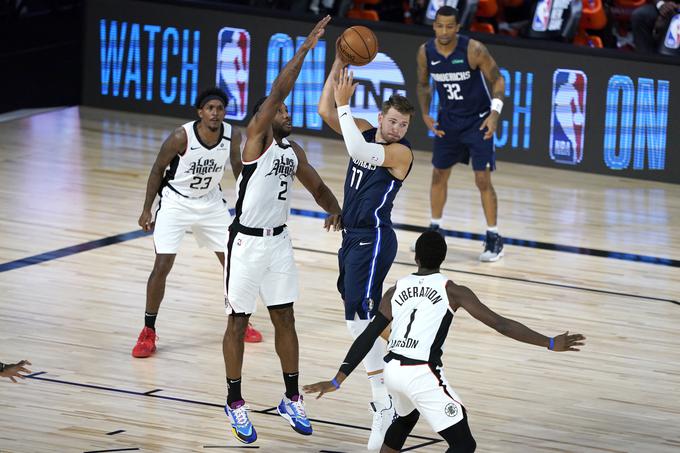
[479,231,504,262]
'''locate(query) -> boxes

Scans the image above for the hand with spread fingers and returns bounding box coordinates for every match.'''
[551,331,586,352]
[0,360,33,383]
[333,67,359,107]
[303,380,338,399]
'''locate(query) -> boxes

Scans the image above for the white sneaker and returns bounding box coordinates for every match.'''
[367,396,395,450]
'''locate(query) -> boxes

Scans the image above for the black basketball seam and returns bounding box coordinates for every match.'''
[350,27,371,60]
[341,36,363,63]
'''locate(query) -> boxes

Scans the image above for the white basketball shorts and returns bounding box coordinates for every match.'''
[224,228,298,314]
[384,359,465,432]
[153,186,230,254]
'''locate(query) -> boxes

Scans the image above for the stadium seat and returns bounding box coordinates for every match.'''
[471,21,496,33]
[574,30,604,47]
[476,0,498,17]
[347,0,381,21]
[580,0,607,30]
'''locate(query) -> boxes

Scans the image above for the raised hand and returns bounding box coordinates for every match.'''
[334,67,359,107]
[552,331,586,352]
[301,15,331,51]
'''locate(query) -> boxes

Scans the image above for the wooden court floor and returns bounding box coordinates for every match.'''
[0,107,678,453]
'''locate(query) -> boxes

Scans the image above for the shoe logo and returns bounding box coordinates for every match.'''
[479,110,489,118]
[190,145,201,150]
[340,112,348,118]
[430,60,441,66]
[359,241,372,246]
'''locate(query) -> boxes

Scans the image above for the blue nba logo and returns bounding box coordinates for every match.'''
[549,69,587,165]
[216,28,251,121]
[532,0,552,32]
[663,15,680,49]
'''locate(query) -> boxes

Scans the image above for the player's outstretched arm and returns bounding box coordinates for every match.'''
[303,287,395,399]
[447,281,586,352]
[139,127,186,232]
[333,68,412,172]
[469,40,505,140]
[228,127,243,179]
[318,38,373,135]
[416,44,444,137]
[245,15,330,151]
[289,141,342,231]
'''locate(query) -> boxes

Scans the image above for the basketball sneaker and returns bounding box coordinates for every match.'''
[277,394,313,435]
[244,323,263,343]
[225,400,257,444]
[410,224,445,252]
[131,326,157,358]
[367,396,395,450]
[479,231,504,262]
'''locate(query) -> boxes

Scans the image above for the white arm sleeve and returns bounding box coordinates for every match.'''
[337,105,385,166]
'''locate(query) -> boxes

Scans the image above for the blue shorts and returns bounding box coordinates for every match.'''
[337,227,397,320]
[432,111,496,171]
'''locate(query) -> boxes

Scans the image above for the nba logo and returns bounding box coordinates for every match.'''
[216,28,251,121]
[664,15,680,49]
[549,69,587,165]
[532,0,552,32]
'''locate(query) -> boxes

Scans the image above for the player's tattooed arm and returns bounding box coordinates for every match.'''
[470,40,505,101]
[290,141,342,231]
[138,127,186,231]
[416,44,444,137]
[229,127,243,179]
[244,16,330,160]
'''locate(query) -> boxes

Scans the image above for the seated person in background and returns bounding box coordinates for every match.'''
[632,0,679,52]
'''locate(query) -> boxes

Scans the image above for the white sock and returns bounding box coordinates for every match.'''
[430,218,442,227]
[487,225,498,234]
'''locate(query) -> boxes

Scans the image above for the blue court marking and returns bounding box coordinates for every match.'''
[26,373,440,444]
[0,230,150,272]
[0,208,677,277]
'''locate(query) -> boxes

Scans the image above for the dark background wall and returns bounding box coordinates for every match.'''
[0,1,83,113]
[17,0,676,184]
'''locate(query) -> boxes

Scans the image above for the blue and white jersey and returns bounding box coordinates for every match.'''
[341,128,412,229]
[425,36,491,117]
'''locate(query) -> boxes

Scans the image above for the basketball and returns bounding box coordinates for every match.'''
[338,26,378,66]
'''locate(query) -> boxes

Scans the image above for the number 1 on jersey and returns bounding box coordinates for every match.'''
[350,167,363,190]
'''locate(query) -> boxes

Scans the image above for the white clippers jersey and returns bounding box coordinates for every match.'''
[234,138,298,228]
[388,273,454,365]
[164,121,232,198]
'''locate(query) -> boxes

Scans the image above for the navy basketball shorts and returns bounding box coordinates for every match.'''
[337,227,397,320]
[432,111,496,171]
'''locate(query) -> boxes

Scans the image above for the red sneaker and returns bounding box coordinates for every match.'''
[244,323,263,343]
[132,326,158,358]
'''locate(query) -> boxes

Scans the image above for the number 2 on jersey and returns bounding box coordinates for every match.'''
[350,167,363,190]
[278,180,288,200]
[444,83,463,100]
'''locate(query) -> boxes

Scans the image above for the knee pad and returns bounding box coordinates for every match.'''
[384,410,420,450]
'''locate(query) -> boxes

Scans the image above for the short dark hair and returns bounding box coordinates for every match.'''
[252,96,268,117]
[435,6,459,21]
[195,87,228,110]
[415,231,447,269]
[381,94,415,117]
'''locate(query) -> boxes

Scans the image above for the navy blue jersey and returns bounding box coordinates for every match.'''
[341,128,412,229]
[425,35,491,117]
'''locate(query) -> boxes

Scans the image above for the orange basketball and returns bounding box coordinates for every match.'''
[338,26,378,66]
